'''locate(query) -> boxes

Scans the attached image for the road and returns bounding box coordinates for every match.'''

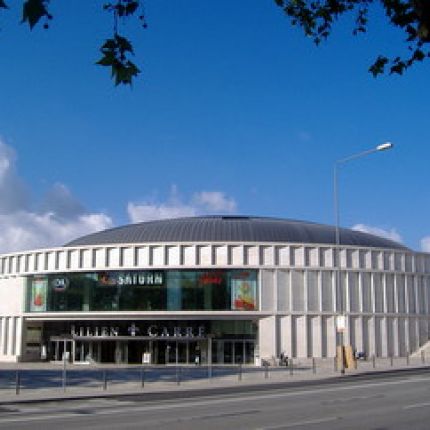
[1,370,430,429]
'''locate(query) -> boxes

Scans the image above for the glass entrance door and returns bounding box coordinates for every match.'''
[211,340,255,364]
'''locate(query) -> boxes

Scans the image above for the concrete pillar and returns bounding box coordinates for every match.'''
[367,317,376,357]
[280,315,293,358]
[353,317,364,353]
[296,316,307,358]
[0,317,6,356]
[409,318,418,352]
[343,314,351,346]
[404,318,410,354]
[326,316,336,357]
[311,316,322,358]
[7,317,15,357]
[258,316,277,361]
[391,318,399,357]
[15,317,23,359]
[380,318,388,357]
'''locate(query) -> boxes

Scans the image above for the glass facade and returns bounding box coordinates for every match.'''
[40,319,257,364]
[26,269,258,312]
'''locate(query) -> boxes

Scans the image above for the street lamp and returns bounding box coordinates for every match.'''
[334,142,393,373]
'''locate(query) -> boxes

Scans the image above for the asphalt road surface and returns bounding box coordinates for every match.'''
[1,370,430,429]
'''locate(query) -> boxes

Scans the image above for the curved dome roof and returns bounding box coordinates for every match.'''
[65,216,407,250]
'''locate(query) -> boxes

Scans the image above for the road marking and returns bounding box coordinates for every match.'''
[259,416,339,429]
[403,401,430,410]
[0,375,429,425]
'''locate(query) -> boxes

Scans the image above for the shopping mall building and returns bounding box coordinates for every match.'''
[0,215,429,365]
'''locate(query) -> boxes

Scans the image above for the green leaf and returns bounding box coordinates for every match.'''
[22,0,48,30]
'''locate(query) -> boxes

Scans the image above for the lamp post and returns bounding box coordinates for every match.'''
[334,142,393,373]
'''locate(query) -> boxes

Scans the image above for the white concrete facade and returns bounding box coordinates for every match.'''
[0,241,430,363]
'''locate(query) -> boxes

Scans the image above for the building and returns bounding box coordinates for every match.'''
[0,215,429,365]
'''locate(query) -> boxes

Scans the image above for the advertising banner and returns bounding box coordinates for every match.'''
[231,279,257,310]
[31,277,48,312]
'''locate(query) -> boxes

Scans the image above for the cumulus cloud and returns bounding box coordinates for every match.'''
[192,191,237,213]
[420,237,430,252]
[0,143,29,214]
[0,139,113,253]
[0,212,112,253]
[128,186,237,223]
[352,223,403,244]
[39,183,85,220]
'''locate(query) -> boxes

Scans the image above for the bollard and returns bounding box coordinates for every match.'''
[406,354,410,366]
[372,355,376,369]
[334,356,337,372]
[15,371,20,395]
[312,358,316,374]
[390,356,394,367]
[102,370,107,391]
[140,366,145,388]
[264,362,269,379]
[238,363,242,381]
[422,351,425,364]
[289,358,293,376]
[208,363,213,380]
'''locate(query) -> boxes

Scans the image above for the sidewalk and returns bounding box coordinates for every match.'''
[0,358,429,405]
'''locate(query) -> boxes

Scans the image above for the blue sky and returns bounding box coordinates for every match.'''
[0,0,428,253]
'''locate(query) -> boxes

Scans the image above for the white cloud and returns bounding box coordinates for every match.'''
[192,191,237,213]
[39,182,85,220]
[0,141,29,213]
[420,237,430,252]
[0,139,113,253]
[352,223,403,244]
[0,212,112,253]
[128,187,237,223]
[127,202,197,224]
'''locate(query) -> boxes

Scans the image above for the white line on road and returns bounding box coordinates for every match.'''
[403,402,430,410]
[0,375,429,425]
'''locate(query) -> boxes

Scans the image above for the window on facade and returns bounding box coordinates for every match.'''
[26,270,258,312]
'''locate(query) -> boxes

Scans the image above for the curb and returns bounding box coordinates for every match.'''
[1,365,429,406]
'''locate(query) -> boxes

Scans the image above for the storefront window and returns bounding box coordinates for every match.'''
[26,269,258,312]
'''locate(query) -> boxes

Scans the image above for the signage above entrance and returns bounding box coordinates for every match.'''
[70,323,206,339]
[98,271,164,287]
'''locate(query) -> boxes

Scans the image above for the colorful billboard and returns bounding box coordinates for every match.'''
[231,279,257,310]
[31,277,48,312]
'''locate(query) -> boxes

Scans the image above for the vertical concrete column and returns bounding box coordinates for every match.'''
[409,318,419,352]
[311,316,322,358]
[343,315,351,346]
[7,317,15,357]
[280,315,293,358]
[326,316,336,357]
[258,316,277,361]
[353,317,364,353]
[296,316,307,358]
[0,317,6,357]
[398,318,406,356]
[392,318,399,357]
[367,317,376,357]
[380,317,388,357]
[15,317,23,359]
